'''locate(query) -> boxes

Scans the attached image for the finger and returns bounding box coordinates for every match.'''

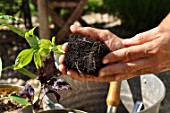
[100,57,155,76]
[70,25,106,40]
[94,65,161,82]
[59,64,66,74]
[103,44,149,64]
[59,55,65,64]
[113,67,159,81]
[114,73,142,81]
[123,27,160,46]
[112,68,155,81]
[67,70,96,81]
[62,42,68,52]
[67,70,115,82]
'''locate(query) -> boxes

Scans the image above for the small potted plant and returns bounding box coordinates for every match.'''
[0,57,34,113]
[0,15,87,113]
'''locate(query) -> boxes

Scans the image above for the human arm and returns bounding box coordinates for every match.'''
[99,13,170,81]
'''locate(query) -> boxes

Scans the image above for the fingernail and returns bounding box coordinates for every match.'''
[99,71,105,77]
[70,25,78,30]
[67,71,71,75]
[103,59,109,64]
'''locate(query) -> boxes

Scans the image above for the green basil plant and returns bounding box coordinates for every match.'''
[0,15,64,79]
[0,15,70,111]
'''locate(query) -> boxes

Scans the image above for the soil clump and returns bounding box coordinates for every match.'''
[64,34,110,76]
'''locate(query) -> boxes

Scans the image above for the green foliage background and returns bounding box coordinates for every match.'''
[85,0,104,12]
[0,0,22,15]
[103,0,170,32]
[1,0,170,36]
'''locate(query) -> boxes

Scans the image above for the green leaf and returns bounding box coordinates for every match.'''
[3,65,36,79]
[34,52,42,69]
[1,21,25,37]
[17,68,37,79]
[0,15,16,21]
[53,45,65,54]
[52,36,55,45]
[28,27,36,35]
[25,32,39,48]
[0,15,23,23]
[38,48,51,57]
[2,65,14,71]
[0,57,2,77]
[39,39,52,49]
[39,39,52,56]
[8,94,31,106]
[14,49,34,69]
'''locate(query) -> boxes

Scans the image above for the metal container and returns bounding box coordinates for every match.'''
[0,84,34,113]
[44,74,165,113]
[120,74,165,113]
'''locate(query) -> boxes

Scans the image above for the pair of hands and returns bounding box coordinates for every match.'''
[59,25,170,82]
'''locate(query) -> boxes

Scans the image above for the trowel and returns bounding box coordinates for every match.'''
[106,81,121,113]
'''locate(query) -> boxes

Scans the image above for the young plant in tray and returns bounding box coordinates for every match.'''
[0,15,71,112]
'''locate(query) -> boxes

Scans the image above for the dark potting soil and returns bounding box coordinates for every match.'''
[0,87,23,112]
[64,34,110,76]
[0,98,23,112]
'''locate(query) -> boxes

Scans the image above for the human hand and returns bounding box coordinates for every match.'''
[59,25,124,82]
[99,26,170,81]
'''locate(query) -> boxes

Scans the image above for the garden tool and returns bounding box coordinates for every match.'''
[106,81,121,113]
[131,101,144,113]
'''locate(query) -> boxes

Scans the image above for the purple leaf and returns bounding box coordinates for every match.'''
[52,79,71,90]
[16,84,34,101]
[43,87,60,102]
[36,75,48,84]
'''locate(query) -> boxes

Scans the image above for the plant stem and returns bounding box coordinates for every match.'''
[37,85,43,104]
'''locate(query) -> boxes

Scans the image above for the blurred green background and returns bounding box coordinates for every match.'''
[0,0,170,37]
[85,0,170,37]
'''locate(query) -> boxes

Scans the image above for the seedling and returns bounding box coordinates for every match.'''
[0,15,70,112]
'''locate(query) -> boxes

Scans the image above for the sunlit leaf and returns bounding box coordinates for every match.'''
[34,52,42,69]
[9,94,31,106]
[28,27,36,35]
[52,36,55,45]
[53,45,65,54]
[0,15,16,21]
[38,39,52,56]
[17,68,37,79]
[14,49,34,69]
[0,15,23,23]
[1,21,25,37]
[3,65,36,79]
[38,49,50,57]
[25,32,39,48]
[39,39,52,49]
